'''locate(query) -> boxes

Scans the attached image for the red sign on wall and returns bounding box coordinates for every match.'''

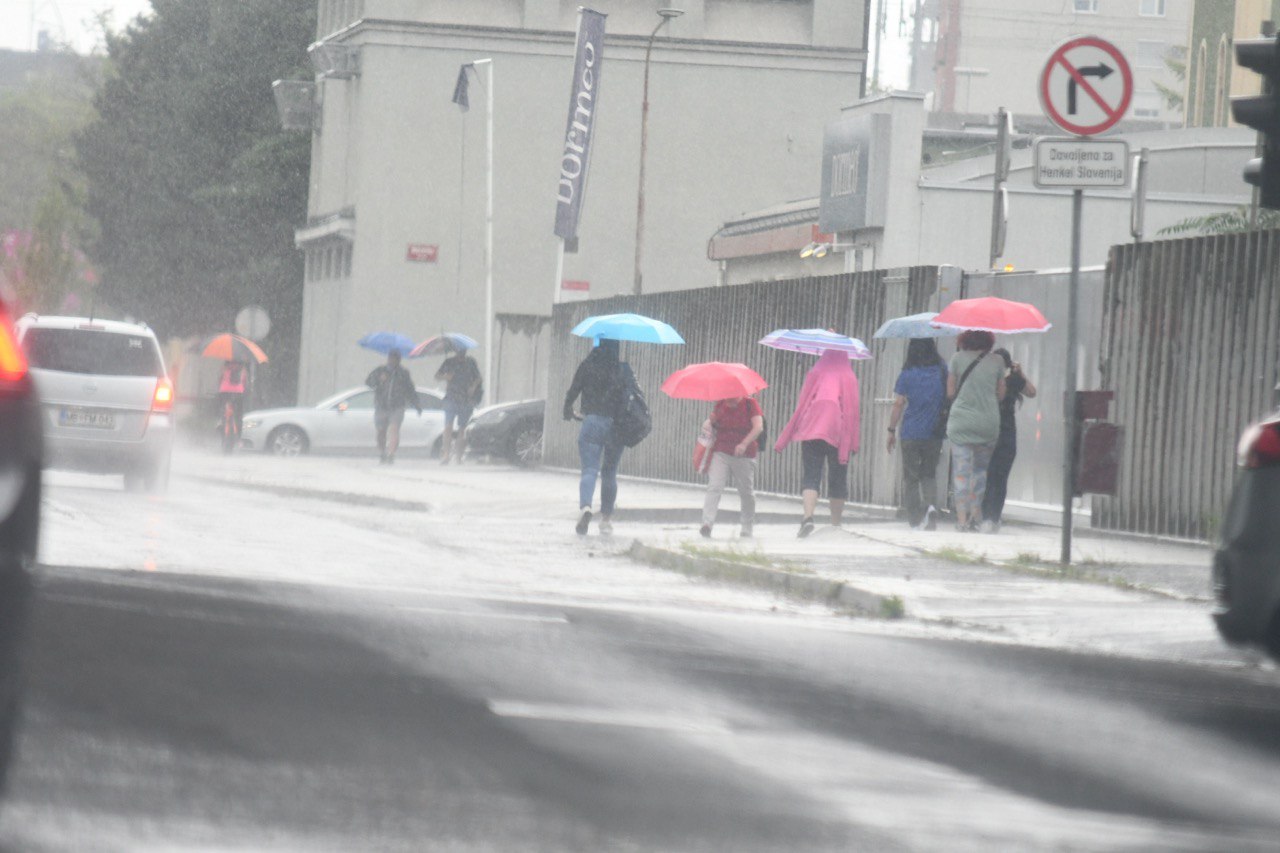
[561,279,590,292]
[406,244,439,263]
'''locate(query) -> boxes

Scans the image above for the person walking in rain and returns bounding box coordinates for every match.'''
[435,348,482,464]
[699,394,764,539]
[886,338,948,530]
[946,330,1006,531]
[366,349,421,465]
[981,347,1036,530]
[218,360,249,452]
[563,339,629,536]
[775,348,860,538]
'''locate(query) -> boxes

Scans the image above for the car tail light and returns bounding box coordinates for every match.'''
[1238,417,1280,469]
[0,310,28,391]
[152,378,174,413]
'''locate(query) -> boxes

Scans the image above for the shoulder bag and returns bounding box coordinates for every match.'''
[933,353,985,440]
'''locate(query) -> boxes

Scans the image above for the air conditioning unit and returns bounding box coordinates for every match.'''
[307,41,360,79]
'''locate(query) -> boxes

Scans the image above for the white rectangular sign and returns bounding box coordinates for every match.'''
[1033,138,1130,188]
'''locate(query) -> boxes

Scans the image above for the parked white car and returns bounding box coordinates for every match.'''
[240,386,446,456]
[16,314,175,491]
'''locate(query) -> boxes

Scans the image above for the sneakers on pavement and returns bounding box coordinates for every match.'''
[980,519,998,534]
[699,524,712,538]
[798,517,816,539]
[923,506,937,531]
[599,517,613,535]
[575,508,592,535]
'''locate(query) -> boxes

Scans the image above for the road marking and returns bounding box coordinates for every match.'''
[394,605,568,624]
[487,701,732,735]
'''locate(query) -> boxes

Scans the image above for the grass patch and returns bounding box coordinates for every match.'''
[924,546,987,565]
[1012,551,1047,566]
[879,595,906,619]
[678,542,806,573]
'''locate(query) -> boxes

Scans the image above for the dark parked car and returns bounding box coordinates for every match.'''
[1213,410,1280,659]
[465,399,544,467]
[0,300,42,792]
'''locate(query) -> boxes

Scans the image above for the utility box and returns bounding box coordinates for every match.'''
[1074,391,1121,496]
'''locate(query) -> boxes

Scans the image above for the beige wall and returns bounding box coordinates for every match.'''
[297,2,866,403]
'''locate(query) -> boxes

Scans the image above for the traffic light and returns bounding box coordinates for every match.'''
[1231,36,1280,209]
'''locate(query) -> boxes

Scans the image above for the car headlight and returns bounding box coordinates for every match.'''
[243,418,262,430]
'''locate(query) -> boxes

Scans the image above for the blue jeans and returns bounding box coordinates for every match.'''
[578,414,623,514]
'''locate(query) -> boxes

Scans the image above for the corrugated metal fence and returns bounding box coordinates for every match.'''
[544,268,945,506]
[1095,229,1280,539]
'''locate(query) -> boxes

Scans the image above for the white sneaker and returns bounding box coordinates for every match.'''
[980,520,998,534]
[599,517,613,535]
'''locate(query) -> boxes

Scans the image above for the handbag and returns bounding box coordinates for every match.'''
[934,354,985,440]
[610,363,652,448]
[693,418,715,473]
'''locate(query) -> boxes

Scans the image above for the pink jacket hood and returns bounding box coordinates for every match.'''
[773,349,861,463]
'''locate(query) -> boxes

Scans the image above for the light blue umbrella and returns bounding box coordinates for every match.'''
[873,312,960,339]
[357,331,421,357]
[571,312,684,344]
[758,328,872,359]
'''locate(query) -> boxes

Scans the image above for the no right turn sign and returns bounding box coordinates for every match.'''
[1040,36,1133,136]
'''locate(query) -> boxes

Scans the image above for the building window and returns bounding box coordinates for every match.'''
[1132,91,1162,118]
[1135,41,1166,69]
[1139,0,1165,16]
[1074,0,1098,13]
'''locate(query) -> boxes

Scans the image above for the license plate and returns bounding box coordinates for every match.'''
[59,407,116,429]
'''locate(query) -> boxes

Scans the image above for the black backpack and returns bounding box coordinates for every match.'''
[610,363,652,448]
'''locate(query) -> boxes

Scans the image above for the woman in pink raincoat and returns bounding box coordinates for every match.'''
[774,349,861,538]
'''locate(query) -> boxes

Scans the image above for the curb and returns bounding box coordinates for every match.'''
[626,540,900,618]
[181,474,431,513]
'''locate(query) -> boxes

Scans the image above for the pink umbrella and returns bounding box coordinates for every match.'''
[930,297,1051,334]
[661,362,767,401]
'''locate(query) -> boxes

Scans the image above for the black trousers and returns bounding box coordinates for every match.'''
[982,427,1017,523]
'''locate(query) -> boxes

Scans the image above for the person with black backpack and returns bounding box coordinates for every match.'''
[563,339,641,536]
[699,394,764,539]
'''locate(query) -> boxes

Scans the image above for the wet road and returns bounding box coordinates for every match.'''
[3,459,1279,850]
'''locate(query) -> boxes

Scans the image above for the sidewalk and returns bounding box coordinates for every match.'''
[172,449,1247,667]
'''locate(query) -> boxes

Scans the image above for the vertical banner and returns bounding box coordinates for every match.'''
[554,8,606,240]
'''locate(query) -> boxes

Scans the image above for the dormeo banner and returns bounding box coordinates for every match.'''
[553,8,606,240]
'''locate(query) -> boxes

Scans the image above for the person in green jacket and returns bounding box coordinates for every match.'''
[946,330,1006,532]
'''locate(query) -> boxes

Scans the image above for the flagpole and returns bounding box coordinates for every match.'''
[473,58,494,403]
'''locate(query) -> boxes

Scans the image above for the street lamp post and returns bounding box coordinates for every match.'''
[633,7,683,296]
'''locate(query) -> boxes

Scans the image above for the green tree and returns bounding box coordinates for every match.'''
[76,0,315,403]
[1158,206,1280,236]
[6,179,93,314]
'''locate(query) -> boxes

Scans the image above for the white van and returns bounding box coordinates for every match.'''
[16,315,174,491]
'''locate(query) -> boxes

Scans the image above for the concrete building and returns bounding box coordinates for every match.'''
[913,0,1190,127]
[708,92,1254,282]
[294,0,867,405]
[1183,0,1280,128]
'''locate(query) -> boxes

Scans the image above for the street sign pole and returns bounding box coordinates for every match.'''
[1061,188,1082,565]
[1037,35,1132,565]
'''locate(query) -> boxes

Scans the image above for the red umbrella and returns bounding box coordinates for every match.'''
[661,362,767,401]
[931,297,1051,334]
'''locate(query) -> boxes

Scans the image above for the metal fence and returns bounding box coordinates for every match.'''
[1095,228,1280,539]
[544,268,945,506]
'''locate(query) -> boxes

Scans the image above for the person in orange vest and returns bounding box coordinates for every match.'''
[219,360,249,447]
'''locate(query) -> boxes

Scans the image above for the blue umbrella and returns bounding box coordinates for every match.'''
[410,333,479,357]
[358,331,421,356]
[758,328,872,359]
[571,313,684,344]
[873,312,960,339]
